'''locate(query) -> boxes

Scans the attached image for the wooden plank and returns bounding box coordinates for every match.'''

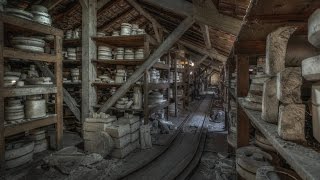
[178,40,227,62]
[92,34,156,47]
[3,48,57,63]
[35,62,81,121]
[92,82,141,88]
[4,115,57,137]
[126,0,162,43]
[0,20,4,169]
[238,98,320,180]
[92,59,144,66]
[81,0,97,123]
[235,40,266,55]
[1,85,57,97]
[153,62,170,70]
[42,0,64,10]
[140,0,242,35]
[0,13,63,36]
[97,16,195,113]
[200,24,212,49]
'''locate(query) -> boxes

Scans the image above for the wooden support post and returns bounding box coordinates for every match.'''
[0,21,4,169]
[144,70,149,124]
[97,16,195,113]
[54,35,63,150]
[236,55,250,148]
[81,0,97,121]
[35,62,81,121]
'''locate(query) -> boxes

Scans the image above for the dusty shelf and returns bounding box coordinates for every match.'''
[238,98,320,180]
[4,48,57,63]
[91,34,157,47]
[92,59,144,66]
[1,85,57,97]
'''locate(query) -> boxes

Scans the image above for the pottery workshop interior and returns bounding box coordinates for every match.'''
[1,0,320,179]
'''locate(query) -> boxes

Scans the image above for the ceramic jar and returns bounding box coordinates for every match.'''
[98,46,112,60]
[5,98,24,122]
[11,36,45,53]
[115,47,124,60]
[25,95,46,119]
[121,23,132,36]
[124,48,135,59]
[135,49,144,59]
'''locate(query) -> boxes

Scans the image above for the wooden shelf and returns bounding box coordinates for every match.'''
[110,107,143,112]
[4,114,57,137]
[92,34,157,47]
[238,98,320,180]
[0,13,63,36]
[1,85,57,97]
[63,82,82,86]
[63,60,81,65]
[63,39,81,47]
[92,59,144,66]
[4,48,57,63]
[153,63,170,70]
[92,82,141,88]
[148,83,170,90]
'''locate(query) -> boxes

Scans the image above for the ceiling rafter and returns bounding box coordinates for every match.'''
[98,7,134,31]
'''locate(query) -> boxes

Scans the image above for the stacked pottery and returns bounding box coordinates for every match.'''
[0,0,7,12]
[255,131,276,152]
[115,98,128,109]
[25,95,46,119]
[121,23,132,35]
[30,129,48,153]
[115,47,124,60]
[124,48,134,59]
[243,73,269,111]
[4,71,21,87]
[98,74,113,83]
[98,46,112,60]
[11,36,45,53]
[97,32,106,37]
[5,140,34,169]
[67,48,76,60]
[115,69,126,83]
[71,68,80,82]
[112,31,120,36]
[73,28,81,39]
[65,30,73,39]
[236,146,273,180]
[132,87,142,110]
[135,49,144,59]
[131,24,139,35]
[137,29,145,35]
[30,5,52,26]
[27,65,39,78]
[256,166,301,180]
[169,103,176,114]
[26,77,52,85]
[5,98,24,123]
[150,69,160,83]
[5,8,33,21]
[76,47,82,60]
[148,91,164,105]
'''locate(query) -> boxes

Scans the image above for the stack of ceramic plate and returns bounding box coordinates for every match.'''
[115,69,126,84]
[135,49,144,59]
[4,71,20,87]
[124,48,134,59]
[30,129,48,153]
[30,5,51,26]
[131,24,139,35]
[115,47,124,60]
[5,140,34,169]
[98,46,112,60]
[112,31,120,36]
[148,91,165,105]
[26,77,52,85]
[5,8,33,21]
[11,36,45,53]
[137,29,145,35]
[71,68,80,82]
[67,48,76,60]
[96,32,106,37]
[76,47,82,60]
[65,30,73,39]
[25,95,46,119]
[121,23,132,35]
[5,98,25,123]
[115,98,129,109]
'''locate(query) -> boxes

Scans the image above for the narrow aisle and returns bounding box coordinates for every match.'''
[124,96,213,180]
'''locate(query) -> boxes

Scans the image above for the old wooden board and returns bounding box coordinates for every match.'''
[238,98,320,180]
[92,59,144,66]
[3,48,57,63]
[152,62,170,70]
[4,114,57,137]
[1,85,57,97]
[92,34,157,47]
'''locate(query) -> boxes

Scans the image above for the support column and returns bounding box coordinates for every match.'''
[236,55,250,148]
[81,0,97,122]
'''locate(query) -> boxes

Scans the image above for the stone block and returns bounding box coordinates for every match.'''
[130,121,140,133]
[308,9,320,48]
[83,122,112,132]
[104,124,130,138]
[266,26,297,76]
[302,55,320,81]
[312,105,320,142]
[276,67,302,104]
[262,77,279,123]
[312,83,320,105]
[278,104,305,141]
[84,131,114,157]
[131,130,139,142]
[113,134,131,148]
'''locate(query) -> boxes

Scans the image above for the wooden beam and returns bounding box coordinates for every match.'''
[81,0,97,122]
[126,0,162,43]
[98,7,134,31]
[235,40,266,55]
[195,55,208,67]
[141,0,242,35]
[97,16,195,113]
[35,62,81,121]
[178,40,227,62]
[97,0,112,10]
[200,24,212,49]
[42,0,64,10]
